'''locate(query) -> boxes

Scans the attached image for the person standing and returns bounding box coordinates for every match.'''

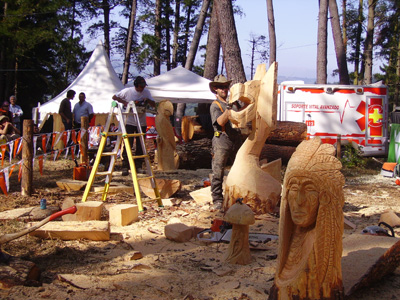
[73,92,94,128]
[9,95,23,131]
[112,76,155,176]
[59,90,76,130]
[209,75,242,211]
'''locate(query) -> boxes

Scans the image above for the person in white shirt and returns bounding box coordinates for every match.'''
[9,95,23,131]
[73,92,94,128]
[112,76,155,176]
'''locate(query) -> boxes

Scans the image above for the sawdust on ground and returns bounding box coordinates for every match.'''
[0,159,400,300]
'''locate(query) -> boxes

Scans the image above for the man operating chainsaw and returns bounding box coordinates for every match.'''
[209,75,243,212]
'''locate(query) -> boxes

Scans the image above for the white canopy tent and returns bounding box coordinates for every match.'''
[37,40,124,122]
[145,66,215,103]
[37,43,216,124]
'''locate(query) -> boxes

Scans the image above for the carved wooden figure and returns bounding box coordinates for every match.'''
[155,100,179,171]
[223,63,282,214]
[223,200,255,265]
[269,137,345,300]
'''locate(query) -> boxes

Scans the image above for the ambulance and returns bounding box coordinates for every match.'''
[277,81,388,156]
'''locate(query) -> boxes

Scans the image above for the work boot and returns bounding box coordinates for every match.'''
[121,168,129,176]
[210,200,223,212]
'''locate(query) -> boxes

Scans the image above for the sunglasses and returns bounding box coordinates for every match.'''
[215,85,229,90]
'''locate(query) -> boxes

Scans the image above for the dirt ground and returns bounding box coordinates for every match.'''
[1,158,400,300]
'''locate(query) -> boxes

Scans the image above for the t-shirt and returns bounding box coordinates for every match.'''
[9,104,23,124]
[73,101,94,124]
[114,87,154,126]
[59,98,72,121]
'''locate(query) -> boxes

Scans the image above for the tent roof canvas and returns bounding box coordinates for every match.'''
[145,66,215,103]
[38,41,124,117]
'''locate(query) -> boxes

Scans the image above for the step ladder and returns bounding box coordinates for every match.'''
[81,101,163,212]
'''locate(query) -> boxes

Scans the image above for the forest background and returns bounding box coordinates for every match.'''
[0,0,399,121]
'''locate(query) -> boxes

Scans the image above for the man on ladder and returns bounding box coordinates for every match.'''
[112,76,155,176]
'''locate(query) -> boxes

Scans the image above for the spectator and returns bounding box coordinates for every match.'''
[59,90,76,130]
[9,95,23,131]
[0,115,20,143]
[73,92,94,128]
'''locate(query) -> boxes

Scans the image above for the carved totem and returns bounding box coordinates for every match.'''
[155,100,179,171]
[269,137,345,300]
[223,63,282,214]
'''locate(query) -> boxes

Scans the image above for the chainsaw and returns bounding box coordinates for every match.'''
[197,218,278,243]
[361,221,395,237]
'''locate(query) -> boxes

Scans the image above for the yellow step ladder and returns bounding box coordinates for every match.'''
[81,101,163,211]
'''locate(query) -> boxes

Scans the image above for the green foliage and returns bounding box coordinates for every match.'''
[340,144,367,168]
[0,0,88,117]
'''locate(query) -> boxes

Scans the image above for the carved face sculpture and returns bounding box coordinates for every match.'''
[287,176,319,227]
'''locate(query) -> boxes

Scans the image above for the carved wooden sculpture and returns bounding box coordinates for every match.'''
[223,63,282,214]
[155,100,179,171]
[269,137,345,300]
[223,200,255,265]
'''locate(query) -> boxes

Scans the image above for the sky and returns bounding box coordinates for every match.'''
[234,0,336,83]
[83,0,383,84]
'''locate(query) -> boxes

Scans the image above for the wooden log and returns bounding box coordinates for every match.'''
[21,120,33,196]
[342,234,400,296]
[80,116,89,165]
[260,144,297,165]
[265,121,307,147]
[176,138,212,170]
[29,221,110,241]
[0,256,40,289]
[138,178,181,199]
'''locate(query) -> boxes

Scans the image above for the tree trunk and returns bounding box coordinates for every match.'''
[317,0,329,84]
[395,38,400,106]
[171,0,180,69]
[21,120,33,196]
[214,0,246,84]
[203,2,220,80]
[182,2,193,66]
[184,0,211,70]
[165,1,172,71]
[329,0,350,84]
[102,0,110,57]
[354,0,363,85]
[153,0,162,76]
[362,0,377,84]
[266,0,276,66]
[342,0,347,55]
[122,0,137,85]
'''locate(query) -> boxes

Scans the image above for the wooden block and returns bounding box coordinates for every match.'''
[71,201,103,222]
[29,221,110,241]
[344,218,356,230]
[109,204,138,226]
[139,178,181,199]
[189,186,212,205]
[92,183,133,194]
[164,223,195,242]
[56,179,87,191]
[342,234,400,296]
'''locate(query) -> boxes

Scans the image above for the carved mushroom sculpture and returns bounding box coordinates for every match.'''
[223,200,255,265]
